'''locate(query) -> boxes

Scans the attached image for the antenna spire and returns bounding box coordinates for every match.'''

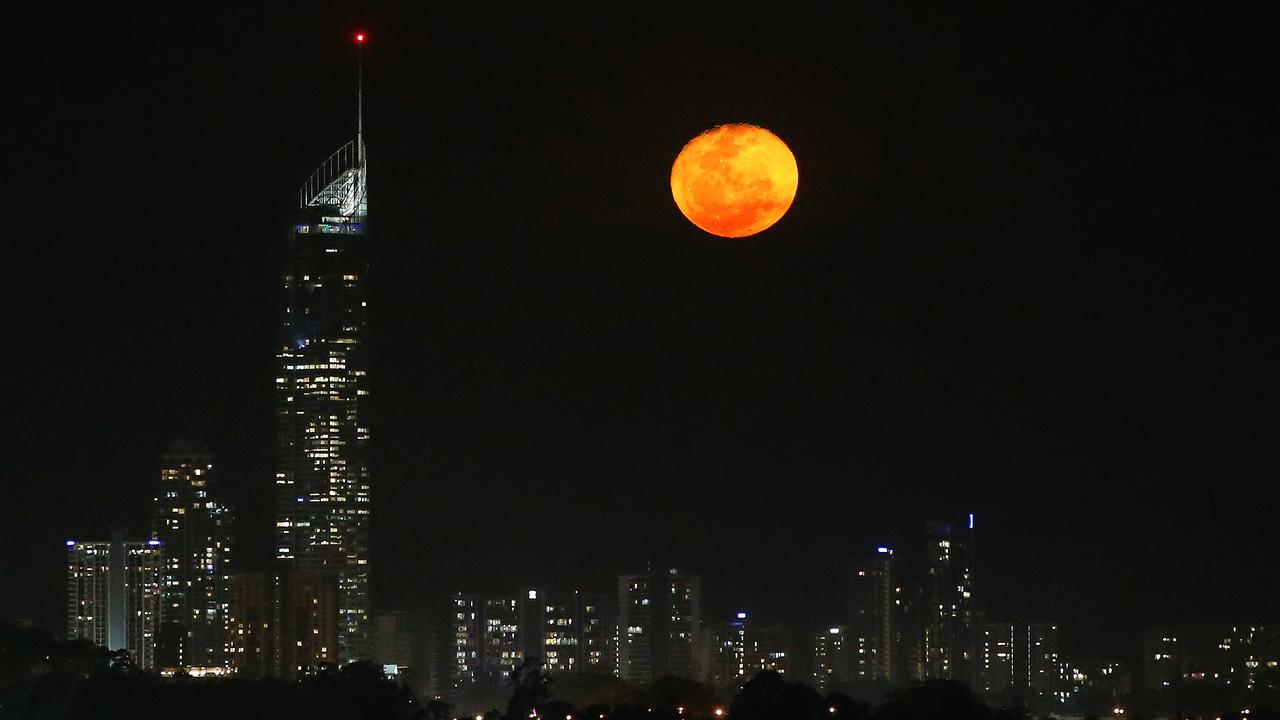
[354,31,367,162]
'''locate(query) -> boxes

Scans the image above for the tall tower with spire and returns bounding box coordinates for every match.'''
[274,31,371,663]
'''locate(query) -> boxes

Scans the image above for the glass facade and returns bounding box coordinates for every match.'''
[275,138,371,662]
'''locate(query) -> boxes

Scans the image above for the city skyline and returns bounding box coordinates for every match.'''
[7,3,1278,685]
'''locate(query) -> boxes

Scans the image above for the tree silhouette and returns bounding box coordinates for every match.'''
[507,657,552,720]
[825,691,872,720]
[873,680,992,720]
[729,671,822,720]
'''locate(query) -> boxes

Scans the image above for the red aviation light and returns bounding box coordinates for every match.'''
[354,31,367,44]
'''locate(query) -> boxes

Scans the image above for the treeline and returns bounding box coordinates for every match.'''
[3,621,1276,720]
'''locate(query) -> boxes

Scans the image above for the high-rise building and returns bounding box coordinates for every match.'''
[979,622,1065,702]
[374,610,415,680]
[1143,628,1181,690]
[451,589,613,688]
[980,622,1017,693]
[1023,623,1063,698]
[617,568,703,683]
[274,36,372,662]
[151,440,234,674]
[707,611,751,687]
[849,545,897,684]
[1066,658,1131,712]
[541,590,613,675]
[813,625,851,694]
[706,615,798,688]
[450,591,532,688]
[748,624,796,678]
[227,569,339,679]
[922,515,980,687]
[483,594,527,679]
[452,593,483,687]
[66,530,162,669]
[1142,625,1280,692]
[579,593,615,676]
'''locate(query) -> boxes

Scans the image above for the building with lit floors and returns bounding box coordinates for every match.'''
[227,569,338,679]
[813,625,851,694]
[706,614,798,688]
[1143,625,1280,691]
[748,624,796,678]
[1065,658,1130,713]
[451,589,615,688]
[707,612,751,687]
[849,545,898,684]
[617,568,703,683]
[66,530,163,669]
[274,40,372,662]
[980,623,1017,693]
[541,590,613,675]
[980,622,1064,703]
[449,591,535,688]
[151,440,234,675]
[921,515,980,687]
[577,593,615,676]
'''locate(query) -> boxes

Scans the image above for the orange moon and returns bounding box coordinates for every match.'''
[670,124,799,238]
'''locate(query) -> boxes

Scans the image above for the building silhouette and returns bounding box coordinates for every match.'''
[274,37,372,662]
[373,610,416,682]
[1143,625,1280,691]
[849,544,899,684]
[813,624,851,694]
[980,622,1065,702]
[617,567,703,683]
[66,529,162,669]
[706,611,751,687]
[227,569,339,679]
[451,588,615,689]
[921,516,980,687]
[151,440,234,674]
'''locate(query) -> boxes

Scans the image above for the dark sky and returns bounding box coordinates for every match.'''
[7,6,1278,664]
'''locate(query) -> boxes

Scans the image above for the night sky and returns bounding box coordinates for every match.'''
[7,6,1278,663]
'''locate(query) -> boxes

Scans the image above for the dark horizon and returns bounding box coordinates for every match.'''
[7,4,1278,672]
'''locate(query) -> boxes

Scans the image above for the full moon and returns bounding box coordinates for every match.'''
[670,124,799,238]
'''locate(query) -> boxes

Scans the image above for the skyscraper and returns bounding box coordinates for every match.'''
[849,545,898,684]
[274,34,372,662]
[66,530,162,669]
[980,622,1016,693]
[979,622,1065,706]
[617,567,703,683]
[541,590,613,675]
[922,516,980,687]
[449,590,542,688]
[227,569,339,679]
[1142,625,1280,692]
[813,625,851,694]
[151,440,234,673]
[707,611,751,687]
